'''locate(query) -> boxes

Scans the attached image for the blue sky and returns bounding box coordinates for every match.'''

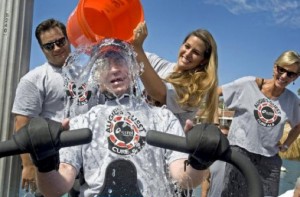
[30,0,300,95]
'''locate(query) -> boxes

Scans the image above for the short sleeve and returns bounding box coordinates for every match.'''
[12,79,43,117]
[165,83,197,114]
[161,109,189,164]
[222,76,255,109]
[284,92,300,128]
[145,52,175,79]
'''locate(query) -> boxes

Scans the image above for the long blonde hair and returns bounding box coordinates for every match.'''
[165,29,219,122]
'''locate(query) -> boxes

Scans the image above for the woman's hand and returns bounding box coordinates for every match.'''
[184,119,194,133]
[62,118,70,130]
[277,141,289,152]
[131,21,148,51]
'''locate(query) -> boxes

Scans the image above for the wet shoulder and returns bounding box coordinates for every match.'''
[151,105,178,121]
[70,105,103,125]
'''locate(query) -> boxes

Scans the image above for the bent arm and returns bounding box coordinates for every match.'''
[15,115,32,167]
[132,22,167,104]
[214,86,224,125]
[37,163,76,197]
[169,158,209,189]
[281,123,300,149]
[15,115,37,189]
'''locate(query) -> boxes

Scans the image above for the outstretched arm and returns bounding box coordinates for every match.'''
[14,117,81,196]
[169,159,209,189]
[131,22,167,104]
[14,115,37,192]
[172,119,211,189]
[36,163,76,197]
[279,123,300,152]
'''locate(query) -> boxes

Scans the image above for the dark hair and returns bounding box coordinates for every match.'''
[35,18,68,46]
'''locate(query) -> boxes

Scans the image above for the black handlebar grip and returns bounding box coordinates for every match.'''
[0,128,92,158]
[146,130,192,154]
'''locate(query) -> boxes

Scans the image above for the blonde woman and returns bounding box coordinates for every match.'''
[132,22,219,127]
[132,22,219,197]
[219,50,300,197]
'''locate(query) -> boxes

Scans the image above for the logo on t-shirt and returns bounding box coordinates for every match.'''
[65,81,91,105]
[106,108,146,155]
[253,98,281,127]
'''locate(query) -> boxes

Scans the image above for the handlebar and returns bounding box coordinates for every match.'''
[146,124,264,197]
[0,128,92,158]
[0,118,92,158]
[0,119,262,197]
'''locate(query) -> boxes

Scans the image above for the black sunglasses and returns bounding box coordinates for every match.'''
[42,37,67,51]
[276,65,298,78]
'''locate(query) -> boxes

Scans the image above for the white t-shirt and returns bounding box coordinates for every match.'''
[12,62,99,121]
[12,62,65,121]
[222,76,300,156]
[60,97,189,197]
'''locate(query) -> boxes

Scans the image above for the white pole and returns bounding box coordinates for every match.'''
[0,0,34,196]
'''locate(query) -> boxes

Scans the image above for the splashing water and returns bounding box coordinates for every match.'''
[23,193,35,197]
[63,38,149,113]
[63,45,99,86]
[62,38,182,196]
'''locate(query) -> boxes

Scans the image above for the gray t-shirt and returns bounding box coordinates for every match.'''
[146,52,198,127]
[60,97,188,197]
[12,62,100,121]
[222,76,300,156]
[12,62,65,121]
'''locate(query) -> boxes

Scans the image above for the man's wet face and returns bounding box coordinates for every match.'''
[99,55,130,96]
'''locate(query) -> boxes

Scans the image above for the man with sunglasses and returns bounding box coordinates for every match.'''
[12,18,78,196]
[214,50,300,197]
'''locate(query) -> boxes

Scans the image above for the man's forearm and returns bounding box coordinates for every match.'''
[170,159,209,189]
[15,115,33,167]
[36,163,76,197]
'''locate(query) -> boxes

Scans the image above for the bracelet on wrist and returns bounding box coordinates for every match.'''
[282,144,289,150]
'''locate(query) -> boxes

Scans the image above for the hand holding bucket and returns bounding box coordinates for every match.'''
[67,0,144,47]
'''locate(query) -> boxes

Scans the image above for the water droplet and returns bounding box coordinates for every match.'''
[23,192,35,197]
[112,168,116,177]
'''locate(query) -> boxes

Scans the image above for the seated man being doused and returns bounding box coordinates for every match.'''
[31,38,208,197]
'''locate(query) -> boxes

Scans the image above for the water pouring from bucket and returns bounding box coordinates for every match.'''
[67,0,144,48]
[63,38,148,116]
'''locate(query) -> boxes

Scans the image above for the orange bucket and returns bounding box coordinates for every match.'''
[67,0,144,47]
